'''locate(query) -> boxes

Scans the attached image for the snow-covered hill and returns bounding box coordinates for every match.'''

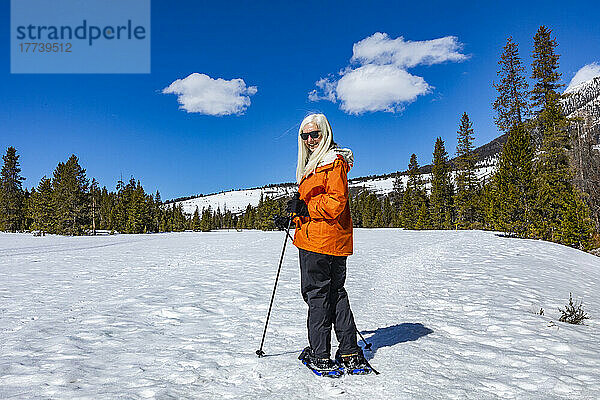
[174,185,298,215]
[170,161,497,215]
[169,76,600,215]
[1,230,599,398]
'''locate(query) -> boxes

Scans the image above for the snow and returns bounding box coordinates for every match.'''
[1,230,599,399]
[349,176,396,195]
[563,76,600,127]
[565,74,600,94]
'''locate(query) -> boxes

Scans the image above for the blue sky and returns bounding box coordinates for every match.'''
[2,0,599,200]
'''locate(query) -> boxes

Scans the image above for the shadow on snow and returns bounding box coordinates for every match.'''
[359,323,433,357]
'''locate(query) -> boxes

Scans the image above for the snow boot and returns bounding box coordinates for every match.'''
[335,348,373,375]
[298,347,343,378]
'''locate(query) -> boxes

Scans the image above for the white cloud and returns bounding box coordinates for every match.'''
[351,33,468,68]
[565,62,600,93]
[336,65,431,114]
[309,32,468,114]
[308,77,337,102]
[163,73,257,116]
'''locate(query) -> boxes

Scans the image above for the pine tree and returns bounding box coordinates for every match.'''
[382,197,394,227]
[530,26,593,247]
[481,179,496,230]
[454,113,479,229]
[126,179,147,233]
[556,190,594,249]
[415,201,431,230]
[90,178,100,235]
[430,138,453,229]
[491,124,535,236]
[400,188,415,229]
[222,204,234,229]
[0,147,26,231]
[111,179,127,233]
[489,37,535,236]
[157,194,167,232]
[146,194,156,233]
[350,193,363,228]
[255,193,265,228]
[51,155,89,235]
[406,154,425,195]
[530,25,569,240]
[360,194,370,228]
[159,214,167,232]
[392,175,405,203]
[240,204,254,229]
[99,187,112,231]
[31,176,54,234]
[493,37,530,133]
[531,26,563,142]
[390,175,404,227]
[236,211,244,230]
[362,193,382,228]
[215,206,223,230]
[401,154,425,229]
[191,206,201,231]
[154,191,162,232]
[200,206,213,232]
[23,187,35,232]
[256,194,278,230]
[172,204,187,231]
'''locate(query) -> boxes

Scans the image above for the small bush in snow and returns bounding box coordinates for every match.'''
[558,293,589,325]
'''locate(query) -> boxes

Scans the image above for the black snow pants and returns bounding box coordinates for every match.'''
[299,248,361,359]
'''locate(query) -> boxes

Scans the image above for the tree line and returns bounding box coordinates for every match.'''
[0,146,279,234]
[0,150,242,235]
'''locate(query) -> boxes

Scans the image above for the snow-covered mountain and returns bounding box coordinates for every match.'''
[563,76,600,125]
[563,76,600,152]
[169,77,600,215]
[1,230,599,398]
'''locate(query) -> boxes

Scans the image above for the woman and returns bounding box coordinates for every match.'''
[287,113,371,375]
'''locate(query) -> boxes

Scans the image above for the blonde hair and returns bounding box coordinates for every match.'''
[296,113,335,183]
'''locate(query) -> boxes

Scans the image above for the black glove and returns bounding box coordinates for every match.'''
[273,215,291,230]
[286,193,309,217]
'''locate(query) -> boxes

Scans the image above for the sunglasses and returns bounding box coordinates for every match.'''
[300,130,321,140]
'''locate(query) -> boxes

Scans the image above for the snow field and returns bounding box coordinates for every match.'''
[0,230,599,399]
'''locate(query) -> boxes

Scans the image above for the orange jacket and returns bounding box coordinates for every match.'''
[292,155,353,256]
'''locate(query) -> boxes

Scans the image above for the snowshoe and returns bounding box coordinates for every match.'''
[335,349,374,375]
[298,347,344,378]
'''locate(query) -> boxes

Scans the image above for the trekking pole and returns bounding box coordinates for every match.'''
[354,326,380,374]
[256,216,294,358]
[356,327,372,351]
